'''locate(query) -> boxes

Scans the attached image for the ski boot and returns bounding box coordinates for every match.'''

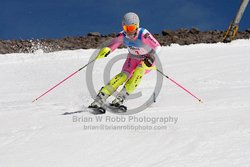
[88,92,109,114]
[110,88,129,112]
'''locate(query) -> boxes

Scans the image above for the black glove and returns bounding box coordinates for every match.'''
[143,55,155,67]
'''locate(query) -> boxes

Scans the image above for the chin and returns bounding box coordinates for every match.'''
[127,33,137,40]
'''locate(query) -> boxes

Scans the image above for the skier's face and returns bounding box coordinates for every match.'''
[123,24,138,39]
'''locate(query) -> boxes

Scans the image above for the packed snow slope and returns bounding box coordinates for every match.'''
[0,40,250,167]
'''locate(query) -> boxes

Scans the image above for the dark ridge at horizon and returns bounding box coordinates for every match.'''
[0,28,250,54]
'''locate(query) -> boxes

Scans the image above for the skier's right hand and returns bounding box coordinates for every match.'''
[96,47,111,59]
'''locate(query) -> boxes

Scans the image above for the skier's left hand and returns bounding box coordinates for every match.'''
[142,56,156,70]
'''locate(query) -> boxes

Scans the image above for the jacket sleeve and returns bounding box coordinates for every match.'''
[107,32,124,52]
[141,29,161,56]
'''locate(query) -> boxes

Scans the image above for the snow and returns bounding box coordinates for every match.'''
[0,39,250,166]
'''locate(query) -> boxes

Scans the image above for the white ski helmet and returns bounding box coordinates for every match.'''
[122,12,140,34]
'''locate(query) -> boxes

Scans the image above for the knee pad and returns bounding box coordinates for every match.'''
[101,72,127,95]
[124,66,144,94]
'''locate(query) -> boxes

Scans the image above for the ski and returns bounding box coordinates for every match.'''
[107,103,127,113]
[88,106,106,115]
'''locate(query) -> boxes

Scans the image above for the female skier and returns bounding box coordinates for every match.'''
[89,12,161,113]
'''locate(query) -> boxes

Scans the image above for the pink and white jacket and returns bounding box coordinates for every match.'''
[108,28,161,59]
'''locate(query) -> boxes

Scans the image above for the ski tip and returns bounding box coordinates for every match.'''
[198,99,204,103]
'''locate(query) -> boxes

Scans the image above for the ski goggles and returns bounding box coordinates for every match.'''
[123,24,137,33]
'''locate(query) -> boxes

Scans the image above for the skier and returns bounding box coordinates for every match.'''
[89,12,161,113]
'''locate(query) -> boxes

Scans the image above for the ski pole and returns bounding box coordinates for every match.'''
[156,69,203,103]
[32,58,96,103]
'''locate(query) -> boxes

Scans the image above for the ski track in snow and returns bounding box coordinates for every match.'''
[0,40,250,166]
